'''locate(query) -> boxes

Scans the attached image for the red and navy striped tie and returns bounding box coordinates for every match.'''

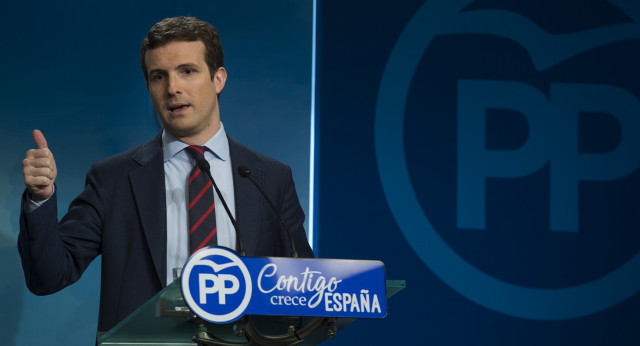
[185,145,217,254]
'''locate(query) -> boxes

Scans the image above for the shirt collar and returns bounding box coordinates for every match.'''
[162,122,230,162]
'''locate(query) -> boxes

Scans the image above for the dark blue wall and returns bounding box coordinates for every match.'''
[315,0,640,344]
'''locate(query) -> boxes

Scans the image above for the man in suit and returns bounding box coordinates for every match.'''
[19,16,313,334]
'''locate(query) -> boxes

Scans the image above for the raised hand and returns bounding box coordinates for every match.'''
[23,130,57,202]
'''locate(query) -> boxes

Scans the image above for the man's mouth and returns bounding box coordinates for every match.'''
[168,103,190,112]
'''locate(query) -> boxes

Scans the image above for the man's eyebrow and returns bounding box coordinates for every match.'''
[148,63,199,75]
[176,63,199,69]
[147,68,166,76]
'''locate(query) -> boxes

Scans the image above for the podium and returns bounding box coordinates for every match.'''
[97,279,405,345]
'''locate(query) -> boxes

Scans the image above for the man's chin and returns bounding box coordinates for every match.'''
[162,125,195,139]
[161,120,221,143]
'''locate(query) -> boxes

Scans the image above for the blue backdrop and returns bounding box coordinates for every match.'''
[315,0,640,344]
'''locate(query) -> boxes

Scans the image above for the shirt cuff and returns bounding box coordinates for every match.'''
[26,186,55,213]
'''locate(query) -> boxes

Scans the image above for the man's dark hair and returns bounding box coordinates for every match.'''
[140,16,224,83]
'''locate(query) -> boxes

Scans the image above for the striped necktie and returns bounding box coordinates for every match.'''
[185,145,217,254]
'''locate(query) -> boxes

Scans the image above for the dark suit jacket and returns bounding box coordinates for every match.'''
[18,132,313,333]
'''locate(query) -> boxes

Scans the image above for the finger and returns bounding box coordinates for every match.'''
[24,155,53,167]
[32,129,48,149]
[23,165,55,179]
[24,148,53,161]
[25,174,54,188]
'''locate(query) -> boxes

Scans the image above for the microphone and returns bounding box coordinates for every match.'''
[196,158,246,256]
[237,164,298,258]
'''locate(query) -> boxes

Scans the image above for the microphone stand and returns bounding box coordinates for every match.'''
[237,165,298,258]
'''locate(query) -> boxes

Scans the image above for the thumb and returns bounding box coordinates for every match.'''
[32,129,48,149]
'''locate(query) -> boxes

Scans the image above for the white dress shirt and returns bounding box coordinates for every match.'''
[163,123,236,285]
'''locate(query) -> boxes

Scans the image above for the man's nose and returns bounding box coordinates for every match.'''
[167,75,182,95]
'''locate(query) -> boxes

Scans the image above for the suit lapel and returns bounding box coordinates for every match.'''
[228,136,262,256]
[121,132,268,283]
[129,133,167,286]
[124,133,264,283]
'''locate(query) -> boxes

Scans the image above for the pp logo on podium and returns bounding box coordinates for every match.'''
[181,247,252,323]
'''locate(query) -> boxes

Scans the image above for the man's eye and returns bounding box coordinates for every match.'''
[152,74,165,81]
[184,68,195,75]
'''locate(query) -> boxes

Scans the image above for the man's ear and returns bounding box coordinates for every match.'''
[214,67,227,94]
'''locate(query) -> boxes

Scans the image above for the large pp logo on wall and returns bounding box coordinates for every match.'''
[375,0,640,319]
[181,247,252,323]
